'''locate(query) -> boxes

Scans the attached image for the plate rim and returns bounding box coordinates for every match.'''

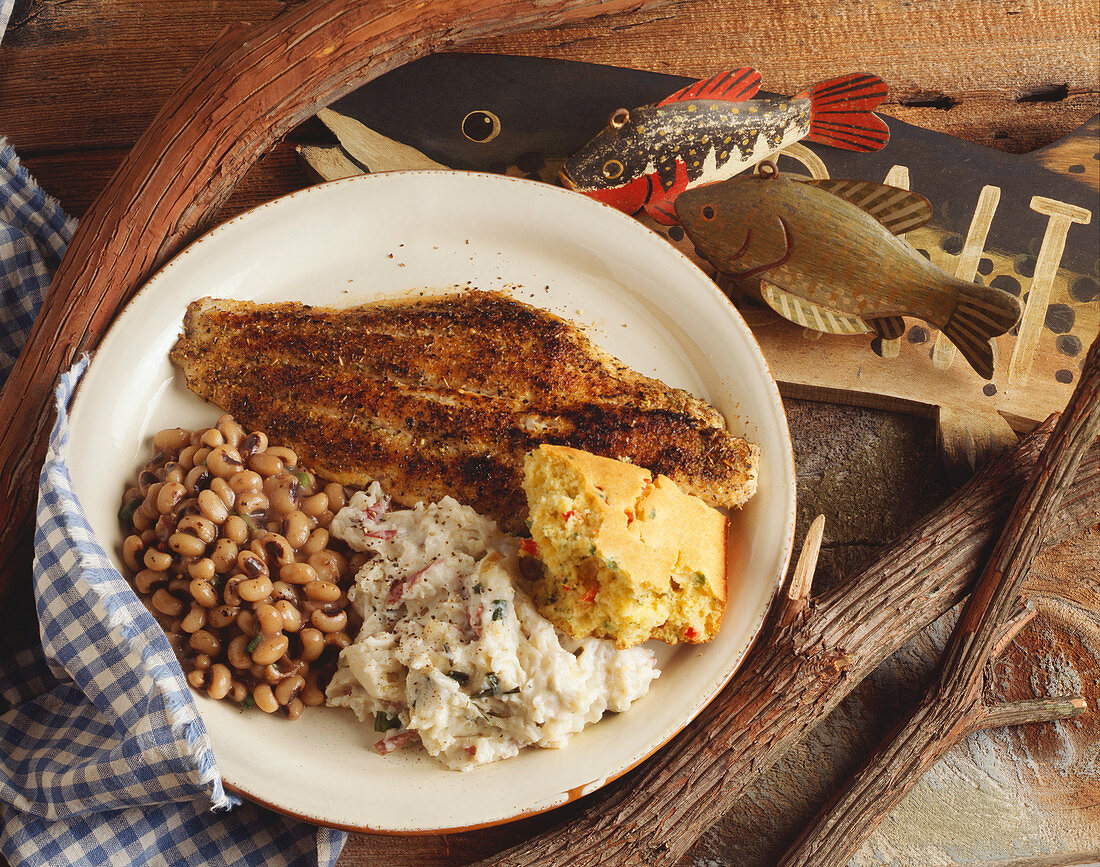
[68,169,796,833]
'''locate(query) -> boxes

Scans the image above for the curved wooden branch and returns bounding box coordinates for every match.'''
[0,0,672,598]
[476,427,1100,867]
[778,334,1100,867]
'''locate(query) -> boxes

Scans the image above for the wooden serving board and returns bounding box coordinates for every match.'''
[304,54,1099,471]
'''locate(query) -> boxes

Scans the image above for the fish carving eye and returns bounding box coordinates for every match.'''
[602,159,625,180]
[461,110,501,143]
[609,108,631,129]
[702,205,716,220]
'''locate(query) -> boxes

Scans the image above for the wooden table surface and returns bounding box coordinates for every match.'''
[1,1,1098,865]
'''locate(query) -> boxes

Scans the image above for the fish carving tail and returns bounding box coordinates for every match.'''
[940,282,1022,380]
[801,73,890,153]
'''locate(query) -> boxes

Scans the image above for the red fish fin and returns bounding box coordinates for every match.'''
[657,67,762,106]
[801,73,890,152]
[643,162,689,224]
[644,200,679,225]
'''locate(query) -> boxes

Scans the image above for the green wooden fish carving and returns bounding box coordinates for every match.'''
[674,165,1023,379]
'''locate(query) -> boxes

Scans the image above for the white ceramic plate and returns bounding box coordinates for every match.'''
[67,171,796,833]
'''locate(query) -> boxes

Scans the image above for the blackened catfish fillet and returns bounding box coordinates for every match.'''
[169,291,758,533]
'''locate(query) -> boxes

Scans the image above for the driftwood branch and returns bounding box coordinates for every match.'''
[0,0,674,600]
[476,423,1100,866]
[778,335,1100,867]
[778,514,824,628]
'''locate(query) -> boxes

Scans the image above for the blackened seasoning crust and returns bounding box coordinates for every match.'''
[169,291,758,533]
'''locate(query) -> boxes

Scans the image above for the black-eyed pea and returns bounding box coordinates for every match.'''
[223,516,249,546]
[156,482,187,515]
[240,431,268,457]
[187,558,216,585]
[236,491,269,517]
[180,605,207,634]
[211,538,238,573]
[168,577,192,596]
[249,452,284,477]
[251,633,289,666]
[300,673,325,707]
[311,608,348,634]
[274,600,302,632]
[315,510,334,529]
[131,509,153,532]
[323,482,346,510]
[178,445,199,471]
[179,515,216,544]
[163,463,185,485]
[206,444,244,478]
[192,447,212,467]
[122,535,145,571]
[300,493,328,518]
[324,631,351,651]
[280,562,317,585]
[283,511,311,549]
[226,635,252,670]
[229,680,248,703]
[249,663,267,680]
[270,581,299,603]
[139,482,164,519]
[208,604,240,629]
[301,528,329,555]
[274,675,305,706]
[140,528,157,546]
[193,653,212,670]
[189,629,222,657]
[306,551,340,582]
[266,446,298,466]
[304,580,341,603]
[237,550,268,578]
[217,416,245,448]
[262,533,295,567]
[152,588,186,617]
[238,575,274,603]
[134,568,166,594]
[206,663,232,700]
[169,532,206,558]
[236,609,258,638]
[143,547,173,572]
[154,427,192,452]
[228,470,263,496]
[184,465,212,493]
[254,602,283,635]
[186,668,207,689]
[222,576,244,607]
[283,697,304,720]
[199,428,225,449]
[299,627,325,662]
[197,490,229,524]
[253,684,278,714]
[210,478,236,510]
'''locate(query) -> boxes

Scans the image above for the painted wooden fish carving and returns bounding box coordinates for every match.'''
[560,68,890,223]
[675,165,1022,379]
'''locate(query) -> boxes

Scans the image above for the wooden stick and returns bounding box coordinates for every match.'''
[474,430,1100,866]
[778,514,824,627]
[0,0,673,600]
[778,334,1100,867]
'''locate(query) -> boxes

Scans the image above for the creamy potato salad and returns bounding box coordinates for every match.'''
[327,485,659,771]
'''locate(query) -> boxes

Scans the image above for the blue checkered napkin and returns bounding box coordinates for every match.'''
[0,137,77,384]
[0,139,347,862]
[0,361,347,866]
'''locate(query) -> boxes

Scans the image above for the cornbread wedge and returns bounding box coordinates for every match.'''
[521,445,729,649]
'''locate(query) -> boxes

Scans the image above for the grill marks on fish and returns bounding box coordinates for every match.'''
[170,292,758,532]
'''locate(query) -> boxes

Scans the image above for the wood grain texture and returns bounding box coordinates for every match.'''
[779,335,1099,867]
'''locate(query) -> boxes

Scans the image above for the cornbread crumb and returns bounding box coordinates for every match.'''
[521,445,728,649]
